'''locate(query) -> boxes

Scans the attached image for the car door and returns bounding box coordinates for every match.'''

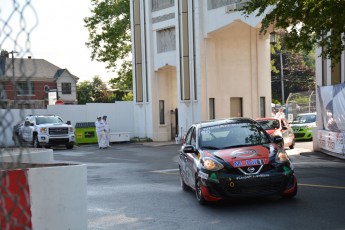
[180,126,197,187]
[281,118,293,145]
[21,118,34,142]
[185,127,198,187]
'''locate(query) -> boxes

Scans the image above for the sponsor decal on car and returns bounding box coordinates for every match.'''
[233,159,266,168]
[235,174,270,180]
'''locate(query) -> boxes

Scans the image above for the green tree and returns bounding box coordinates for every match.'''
[77,76,115,104]
[84,0,132,90]
[242,0,345,63]
[77,81,93,104]
[270,32,315,104]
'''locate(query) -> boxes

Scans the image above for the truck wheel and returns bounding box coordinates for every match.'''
[33,135,41,148]
[66,143,74,149]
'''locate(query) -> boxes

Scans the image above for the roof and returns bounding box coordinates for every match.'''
[0,55,79,82]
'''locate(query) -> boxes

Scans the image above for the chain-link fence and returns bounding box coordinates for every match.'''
[285,91,316,121]
[1,1,38,228]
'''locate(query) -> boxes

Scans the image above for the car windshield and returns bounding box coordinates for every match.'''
[199,122,270,150]
[36,116,64,125]
[292,114,316,124]
[257,119,279,130]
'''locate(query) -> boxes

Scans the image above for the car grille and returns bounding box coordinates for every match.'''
[216,174,286,196]
[294,133,306,138]
[49,127,68,135]
[49,138,70,144]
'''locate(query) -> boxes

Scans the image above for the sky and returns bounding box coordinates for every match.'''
[1,0,115,82]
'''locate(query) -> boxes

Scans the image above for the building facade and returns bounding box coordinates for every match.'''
[0,51,79,108]
[130,0,272,141]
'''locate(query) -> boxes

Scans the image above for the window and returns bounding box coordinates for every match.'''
[159,100,165,125]
[209,98,215,119]
[17,82,34,95]
[230,97,243,117]
[152,0,174,11]
[61,83,72,94]
[260,97,266,118]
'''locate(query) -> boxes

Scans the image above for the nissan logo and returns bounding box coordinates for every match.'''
[247,167,255,173]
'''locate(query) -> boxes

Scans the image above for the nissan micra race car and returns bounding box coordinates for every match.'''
[178,118,297,205]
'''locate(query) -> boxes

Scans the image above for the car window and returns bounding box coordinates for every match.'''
[200,123,270,149]
[257,120,279,129]
[185,126,194,145]
[292,114,316,124]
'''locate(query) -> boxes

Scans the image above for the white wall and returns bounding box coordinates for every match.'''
[0,102,134,147]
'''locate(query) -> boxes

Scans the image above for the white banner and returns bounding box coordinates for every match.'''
[317,130,345,158]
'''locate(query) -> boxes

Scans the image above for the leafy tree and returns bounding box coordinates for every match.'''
[77,81,93,104]
[77,76,115,104]
[84,0,132,90]
[242,0,345,63]
[270,32,315,104]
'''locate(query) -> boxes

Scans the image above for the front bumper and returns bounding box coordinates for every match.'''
[198,167,295,200]
[37,134,75,146]
[292,127,313,140]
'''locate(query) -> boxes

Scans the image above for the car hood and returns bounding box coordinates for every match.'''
[203,144,277,168]
[38,123,71,127]
[264,129,276,135]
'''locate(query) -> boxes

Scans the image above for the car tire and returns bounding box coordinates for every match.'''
[195,178,207,205]
[179,167,189,191]
[289,140,295,149]
[283,180,298,199]
[66,144,74,149]
[33,135,41,148]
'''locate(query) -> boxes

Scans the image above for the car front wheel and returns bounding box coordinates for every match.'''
[195,178,207,205]
[33,135,41,148]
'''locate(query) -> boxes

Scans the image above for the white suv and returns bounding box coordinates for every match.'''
[18,115,75,149]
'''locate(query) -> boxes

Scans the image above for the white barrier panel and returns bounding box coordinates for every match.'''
[317,130,345,159]
[0,148,54,163]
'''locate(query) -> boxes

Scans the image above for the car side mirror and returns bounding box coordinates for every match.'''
[182,145,197,154]
[282,126,288,130]
[273,135,283,144]
[66,121,71,125]
[24,120,31,127]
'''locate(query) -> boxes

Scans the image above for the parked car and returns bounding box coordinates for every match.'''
[179,118,297,205]
[256,117,295,149]
[14,115,75,149]
[290,112,316,141]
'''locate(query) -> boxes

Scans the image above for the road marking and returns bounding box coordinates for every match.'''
[299,183,345,189]
[151,169,179,174]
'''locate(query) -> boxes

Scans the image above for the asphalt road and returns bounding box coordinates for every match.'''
[53,141,345,230]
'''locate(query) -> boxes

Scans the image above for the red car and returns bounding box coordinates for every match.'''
[256,117,295,149]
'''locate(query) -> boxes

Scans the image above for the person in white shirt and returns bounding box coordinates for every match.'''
[103,115,110,147]
[95,116,107,149]
[275,108,285,119]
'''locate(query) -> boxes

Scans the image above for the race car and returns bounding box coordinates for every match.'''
[179,118,297,205]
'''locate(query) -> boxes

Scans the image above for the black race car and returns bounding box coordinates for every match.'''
[178,118,297,205]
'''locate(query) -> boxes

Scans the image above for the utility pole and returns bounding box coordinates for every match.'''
[9,51,19,105]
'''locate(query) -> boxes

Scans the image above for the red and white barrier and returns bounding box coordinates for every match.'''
[0,163,87,229]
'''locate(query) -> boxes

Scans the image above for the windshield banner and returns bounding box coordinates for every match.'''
[317,83,345,132]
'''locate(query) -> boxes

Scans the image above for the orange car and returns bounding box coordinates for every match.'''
[256,117,295,149]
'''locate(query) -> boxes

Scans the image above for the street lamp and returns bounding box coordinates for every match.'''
[270,32,285,106]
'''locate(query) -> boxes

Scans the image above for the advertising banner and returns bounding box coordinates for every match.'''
[317,130,345,159]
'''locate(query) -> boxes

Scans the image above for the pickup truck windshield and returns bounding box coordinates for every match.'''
[36,116,64,125]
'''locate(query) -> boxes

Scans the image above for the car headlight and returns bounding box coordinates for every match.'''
[201,157,224,171]
[39,127,47,133]
[275,150,289,163]
[69,127,75,132]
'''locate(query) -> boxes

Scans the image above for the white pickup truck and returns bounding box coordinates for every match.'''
[15,115,75,149]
